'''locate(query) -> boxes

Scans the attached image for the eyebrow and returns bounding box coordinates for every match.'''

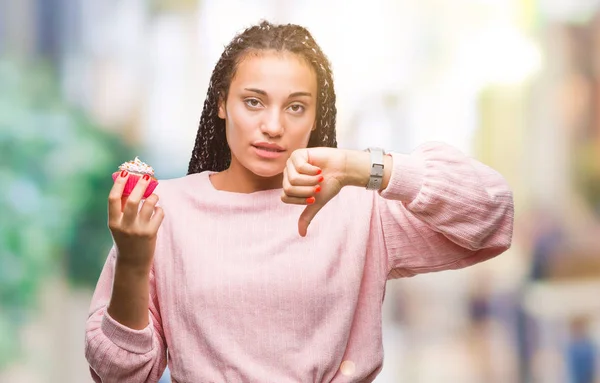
[244,88,312,98]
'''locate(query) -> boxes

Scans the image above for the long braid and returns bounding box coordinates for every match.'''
[188,21,337,175]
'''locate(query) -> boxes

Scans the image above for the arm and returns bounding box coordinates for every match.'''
[108,255,152,330]
[344,142,514,278]
[85,246,167,383]
[85,173,167,382]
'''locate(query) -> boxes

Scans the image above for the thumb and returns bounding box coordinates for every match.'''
[292,148,321,175]
[298,203,323,237]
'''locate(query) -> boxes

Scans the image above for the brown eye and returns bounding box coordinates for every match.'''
[288,104,305,114]
[244,98,262,108]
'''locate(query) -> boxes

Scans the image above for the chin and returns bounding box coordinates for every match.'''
[247,161,285,178]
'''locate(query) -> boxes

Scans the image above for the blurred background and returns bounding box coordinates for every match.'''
[1,0,600,382]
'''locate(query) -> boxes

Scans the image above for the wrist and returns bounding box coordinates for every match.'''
[342,149,393,190]
[109,259,151,330]
[114,256,152,279]
[113,243,155,274]
[342,149,370,187]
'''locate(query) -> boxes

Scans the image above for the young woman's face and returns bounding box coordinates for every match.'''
[218,50,318,178]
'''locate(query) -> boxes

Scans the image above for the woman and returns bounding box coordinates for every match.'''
[85,21,514,383]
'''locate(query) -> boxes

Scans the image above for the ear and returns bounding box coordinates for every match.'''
[218,97,226,119]
[311,120,317,131]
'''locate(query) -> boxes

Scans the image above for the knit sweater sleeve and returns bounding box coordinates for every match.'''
[84,246,167,382]
[374,142,514,279]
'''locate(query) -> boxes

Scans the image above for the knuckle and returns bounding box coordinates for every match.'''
[125,198,140,208]
[144,196,158,206]
[119,227,135,236]
[128,228,152,239]
[288,173,300,184]
[153,214,164,224]
[283,184,294,195]
[136,227,155,239]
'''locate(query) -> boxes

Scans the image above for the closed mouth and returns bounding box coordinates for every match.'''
[253,145,285,152]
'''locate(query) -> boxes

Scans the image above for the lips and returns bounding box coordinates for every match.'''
[252,142,286,159]
[252,143,285,152]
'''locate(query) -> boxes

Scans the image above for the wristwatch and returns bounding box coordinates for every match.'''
[365,147,385,190]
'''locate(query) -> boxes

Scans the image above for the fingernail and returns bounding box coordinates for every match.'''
[120,170,128,177]
[143,174,150,181]
[318,176,324,183]
[315,185,321,193]
[306,197,316,204]
[317,169,322,175]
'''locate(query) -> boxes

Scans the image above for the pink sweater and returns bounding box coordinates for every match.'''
[85,142,514,383]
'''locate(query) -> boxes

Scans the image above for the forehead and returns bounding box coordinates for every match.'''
[230,50,317,94]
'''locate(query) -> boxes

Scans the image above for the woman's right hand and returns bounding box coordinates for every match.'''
[108,171,165,272]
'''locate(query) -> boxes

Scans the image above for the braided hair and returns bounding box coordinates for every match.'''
[187,21,338,174]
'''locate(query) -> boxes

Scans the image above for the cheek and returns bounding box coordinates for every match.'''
[291,113,317,145]
[224,115,241,154]
[225,107,250,143]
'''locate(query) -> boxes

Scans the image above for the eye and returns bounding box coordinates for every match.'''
[288,104,305,114]
[244,98,262,109]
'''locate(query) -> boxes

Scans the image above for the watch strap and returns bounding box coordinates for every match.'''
[365,147,385,190]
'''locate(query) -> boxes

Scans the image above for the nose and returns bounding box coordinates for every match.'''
[260,109,284,138]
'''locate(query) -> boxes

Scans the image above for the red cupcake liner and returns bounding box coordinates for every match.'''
[112,171,159,199]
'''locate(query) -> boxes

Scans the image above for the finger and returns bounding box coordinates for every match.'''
[108,171,129,221]
[282,182,321,199]
[298,203,322,237]
[291,149,322,176]
[281,194,317,205]
[148,206,165,232]
[122,174,152,224]
[285,160,320,187]
[139,194,159,221]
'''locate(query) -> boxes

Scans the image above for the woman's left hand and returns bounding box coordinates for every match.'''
[281,147,348,237]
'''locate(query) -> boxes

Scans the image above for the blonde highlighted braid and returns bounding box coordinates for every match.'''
[187,20,337,174]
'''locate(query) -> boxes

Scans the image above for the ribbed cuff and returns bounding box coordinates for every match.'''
[378,152,426,203]
[101,310,154,354]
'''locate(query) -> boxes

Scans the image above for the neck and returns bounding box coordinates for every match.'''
[209,160,283,194]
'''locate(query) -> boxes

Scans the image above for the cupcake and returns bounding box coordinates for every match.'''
[111,156,158,199]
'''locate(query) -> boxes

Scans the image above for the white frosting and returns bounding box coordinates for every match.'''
[118,156,155,176]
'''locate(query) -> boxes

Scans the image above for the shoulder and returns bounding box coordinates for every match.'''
[154,173,203,191]
[152,172,209,207]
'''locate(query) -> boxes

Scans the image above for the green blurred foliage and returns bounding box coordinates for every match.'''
[0,59,133,368]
